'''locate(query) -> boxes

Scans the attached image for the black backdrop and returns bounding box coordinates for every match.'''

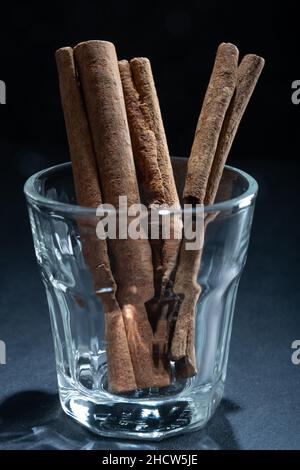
[0,0,286,178]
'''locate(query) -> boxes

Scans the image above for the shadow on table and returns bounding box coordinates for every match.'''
[0,391,240,450]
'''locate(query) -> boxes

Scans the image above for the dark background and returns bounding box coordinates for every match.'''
[1,0,300,450]
[0,0,284,165]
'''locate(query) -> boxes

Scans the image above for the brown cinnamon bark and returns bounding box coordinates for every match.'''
[204,54,265,205]
[118,60,165,209]
[171,49,265,379]
[55,47,136,393]
[170,43,239,376]
[74,41,170,388]
[183,43,239,203]
[119,58,181,292]
[130,58,182,291]
[119,58,181,376]
[130,58,179,208]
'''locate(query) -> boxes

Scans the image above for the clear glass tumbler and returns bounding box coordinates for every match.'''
[24,157,258,440]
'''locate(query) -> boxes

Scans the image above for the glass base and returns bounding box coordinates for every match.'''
[58,368,224,441]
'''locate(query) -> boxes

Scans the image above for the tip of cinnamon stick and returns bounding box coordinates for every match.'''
[118,59,130,68]
[55,46,73,58]
[130,57,150,66]
[243,53,265,68]
[218,42,239,55]
[73,39,115,53]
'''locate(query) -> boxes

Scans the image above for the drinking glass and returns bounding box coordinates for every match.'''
[24,157,258,440]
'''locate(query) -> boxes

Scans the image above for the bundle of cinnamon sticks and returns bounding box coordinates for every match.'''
[56,40,264,393]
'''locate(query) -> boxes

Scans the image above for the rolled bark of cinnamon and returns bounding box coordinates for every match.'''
[119,58,182,291]
[118,59,165,209]
[170,43,239,376]
[171,47,265,379]
[204,54,265,205]
[55,47,136,393]
[119,58,182,376]
[183,43,239,203]
[74,40,170,388]
[130,58,182,292]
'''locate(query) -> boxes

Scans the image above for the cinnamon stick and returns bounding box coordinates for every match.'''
[171,48,265,379]
[204,54,265,205]
[119,58,182,377]
[73,41,170,388]
[55,47,136,393]
[130,58,182,291]
[170,43,239,376]
[119,58,181,291]
[183,43,239,203]
[118,59,165,209]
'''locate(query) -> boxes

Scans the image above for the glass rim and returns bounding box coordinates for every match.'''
[24,159,258,215]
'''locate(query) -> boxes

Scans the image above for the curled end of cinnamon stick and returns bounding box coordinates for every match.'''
[74,39,115,52]
[243,53,265,68]
[55,46,73,63]
[218,42,239,55]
